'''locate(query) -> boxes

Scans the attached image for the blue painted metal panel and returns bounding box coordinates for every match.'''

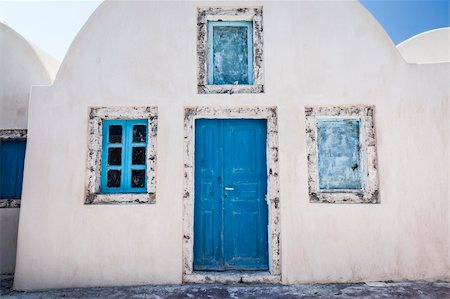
[0,140,26,199]
[101,119,147,193]
[208,21,253,85]
[194,119,268,271]
[317,119,362,190]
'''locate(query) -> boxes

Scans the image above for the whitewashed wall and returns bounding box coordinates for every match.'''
[0,23,58,274]
[13,0,449,290]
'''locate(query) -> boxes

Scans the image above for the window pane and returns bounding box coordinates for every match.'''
[109,125,122,143]
[108,148,122,165]
[132,147,146,165]
[133,125,146,143]
[212,25,250,85]
[131,169,145,188]
[317,119,361,190]
[107,170,121,188]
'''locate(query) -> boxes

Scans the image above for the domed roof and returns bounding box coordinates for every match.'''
[0,22,60,129]
[397,27,450,64]
[53,0,406,97]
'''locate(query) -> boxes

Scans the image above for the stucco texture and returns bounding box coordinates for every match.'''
[13,0,449,290]
[0,23,58,275]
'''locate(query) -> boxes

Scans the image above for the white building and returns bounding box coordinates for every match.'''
[397,27,450,64]
[6,1,449,290]
[0,23,59,275]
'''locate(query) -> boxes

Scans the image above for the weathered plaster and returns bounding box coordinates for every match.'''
[182,106,280,283]
[85,107,158,204]
[0,130,27,141]
[0,130,27,209]
[0,200,21,209]
[305,106,379,204]
[197,7,264,94]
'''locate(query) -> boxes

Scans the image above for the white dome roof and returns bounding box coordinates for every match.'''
[397,27,450,64]
[0,22,60,129]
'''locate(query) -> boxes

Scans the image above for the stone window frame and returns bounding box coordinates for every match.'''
[0,129,27,208]
[197,7,264,94]
[182,107,280,284]
[305,106,379,204]
[85,107,158,205]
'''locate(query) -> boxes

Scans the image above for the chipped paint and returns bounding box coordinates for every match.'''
[305,106,379,204]
[0,129,27,208]
[85,107,158,205]
[182,107,280,283]
[197,7,264,94]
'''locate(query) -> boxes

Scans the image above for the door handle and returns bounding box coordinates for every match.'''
[224,187,234,191]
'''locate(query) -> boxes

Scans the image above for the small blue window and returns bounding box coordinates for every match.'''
[101,120,147,193]
[0,140,26,199]
[208,21,253,85]
[317,119,362,191]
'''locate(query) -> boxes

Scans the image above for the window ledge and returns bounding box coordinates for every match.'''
[85,193,156,205]
[198,84,264,94]
[310,191,379,204]
[0,199,21,209]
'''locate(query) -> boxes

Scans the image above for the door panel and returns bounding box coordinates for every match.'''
[223,120,268,270]
[194,120,223,270]
[194,119,268,271]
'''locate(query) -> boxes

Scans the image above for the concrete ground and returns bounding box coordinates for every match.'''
[1,275,449,298]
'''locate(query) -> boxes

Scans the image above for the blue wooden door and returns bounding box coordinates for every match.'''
[0,140,27,199]
[194,119,268,271]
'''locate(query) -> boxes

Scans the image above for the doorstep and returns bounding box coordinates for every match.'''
[183,271,281,284]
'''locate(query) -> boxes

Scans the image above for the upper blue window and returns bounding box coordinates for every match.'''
[101,120,147,193]
[208,21,253,85]
[0,140,26,199]
[316,119,362,191]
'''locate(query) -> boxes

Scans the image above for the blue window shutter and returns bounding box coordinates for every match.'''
[316,119,362,191]
[101,119,147,194]
[0,140,27,199]
[126,120,147,193]
[208,21,254,85]
[101,120,126,193]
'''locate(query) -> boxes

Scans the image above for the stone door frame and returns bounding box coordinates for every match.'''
[182,106,281,283]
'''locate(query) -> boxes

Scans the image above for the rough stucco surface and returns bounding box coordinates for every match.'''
[0,24,58,275]
[13,0,449,290]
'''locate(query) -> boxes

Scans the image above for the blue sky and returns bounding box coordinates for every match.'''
[0,0,448,60]
[360,0,449,44]
[0,0,102,60]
